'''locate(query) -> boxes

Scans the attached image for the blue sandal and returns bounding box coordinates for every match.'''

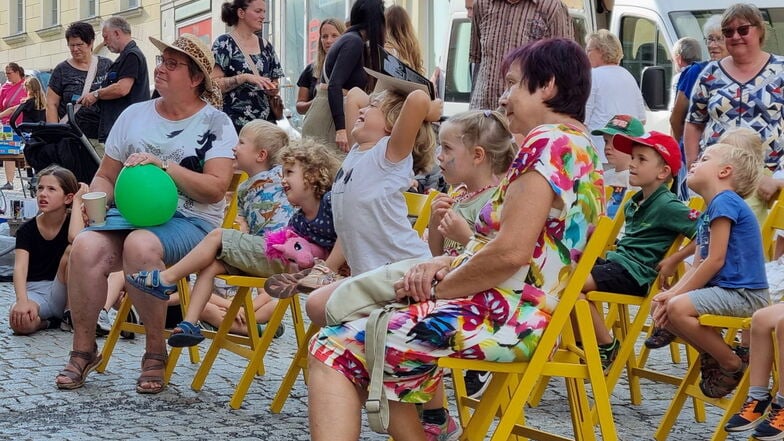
[167,321,205,347]
[126,270,177,300]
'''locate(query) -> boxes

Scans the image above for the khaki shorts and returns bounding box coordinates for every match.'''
[218,229,286,277]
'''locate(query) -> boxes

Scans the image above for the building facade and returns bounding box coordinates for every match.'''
[1,0,457,126]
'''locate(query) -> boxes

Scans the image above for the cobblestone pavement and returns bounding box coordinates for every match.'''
[0,258,757,441]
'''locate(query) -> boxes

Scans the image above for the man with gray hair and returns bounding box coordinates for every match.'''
[79,16,149,146]
[669,37,702,112]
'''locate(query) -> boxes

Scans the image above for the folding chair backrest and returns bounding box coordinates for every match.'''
[405,190,439,237]
[532,216,613,359]
[222,171,249,229]
[762,200,784,260]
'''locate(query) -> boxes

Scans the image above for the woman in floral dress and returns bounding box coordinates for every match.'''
[212,0,284,133]
[306,38,604,441]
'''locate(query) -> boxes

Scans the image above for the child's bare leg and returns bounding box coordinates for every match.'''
[749,304,783,389]
[666,295,742,372]
[183,262,227,324]
[159,229,225,285]
[253,290,278,324]
[104,271,125,310]
[305,279,347,327]
[776,314,784,398]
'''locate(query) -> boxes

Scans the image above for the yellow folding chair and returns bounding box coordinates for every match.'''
[270,190,438,413]
[97,171,247,382]
[654,198,781,441]
[439,216,617,441]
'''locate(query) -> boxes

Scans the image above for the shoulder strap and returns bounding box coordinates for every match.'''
[365,304,397,434]
[7,82,25,106]
[60,56,99,124]
[228,33,261,77]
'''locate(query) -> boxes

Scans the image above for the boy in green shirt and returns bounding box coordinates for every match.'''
[582,131,700,370]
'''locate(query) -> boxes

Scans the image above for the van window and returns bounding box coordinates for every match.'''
[670,8,784,57]
[444,17,472,103]
[619,15,672,106]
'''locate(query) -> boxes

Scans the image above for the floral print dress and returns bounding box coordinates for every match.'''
[212,34,284,130]
[310,124,604,403]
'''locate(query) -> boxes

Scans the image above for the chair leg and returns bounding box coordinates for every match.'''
[97,294,133,373]
[191,287,248,391]
[270,321,320,413]
[229,296,291,409]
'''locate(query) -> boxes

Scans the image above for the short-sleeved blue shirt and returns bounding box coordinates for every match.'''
[697,190,767,289]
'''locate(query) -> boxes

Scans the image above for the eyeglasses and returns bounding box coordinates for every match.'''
[155,55,189,71]
[704,35,725,44]
[721,24,753,38]
[68,42,87,49]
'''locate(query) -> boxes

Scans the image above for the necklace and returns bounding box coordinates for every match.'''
[454,184,495,203]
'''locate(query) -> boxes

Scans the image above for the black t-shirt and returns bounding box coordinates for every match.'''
[15,215,70,282]
[48,57,112,139]
[324,30,368,130]
[297,63,318,102]
[19,99,45,123]
[98,40,150,142]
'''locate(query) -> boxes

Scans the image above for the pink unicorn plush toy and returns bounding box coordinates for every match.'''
[264,227,327,270]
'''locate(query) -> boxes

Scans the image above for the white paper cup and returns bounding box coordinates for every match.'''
[82,191,107,227]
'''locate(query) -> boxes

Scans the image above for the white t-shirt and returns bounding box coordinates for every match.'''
[585,65,647,162]
[331,137,432,275]
[105,99,237,227]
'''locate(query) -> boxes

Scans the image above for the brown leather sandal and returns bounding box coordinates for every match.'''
[136,352,168,394]
[55,347,102,390]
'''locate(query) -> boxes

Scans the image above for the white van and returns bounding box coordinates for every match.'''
[438,0,784,132]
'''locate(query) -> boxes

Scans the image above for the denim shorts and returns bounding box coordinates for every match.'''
[689,286,770,317]
[86,208,213,265]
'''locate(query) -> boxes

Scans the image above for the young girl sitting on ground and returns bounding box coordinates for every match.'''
[428,109,516,257]
[9,165,82,334]
[126,138,340,347]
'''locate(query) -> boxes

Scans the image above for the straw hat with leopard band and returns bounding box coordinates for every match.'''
[149,34,223,108]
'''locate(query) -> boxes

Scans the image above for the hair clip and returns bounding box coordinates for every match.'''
[483,110,492,117]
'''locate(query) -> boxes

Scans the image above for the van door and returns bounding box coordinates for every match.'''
[613,7,674,132]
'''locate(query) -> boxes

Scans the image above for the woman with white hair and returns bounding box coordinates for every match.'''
[584,29,646,162]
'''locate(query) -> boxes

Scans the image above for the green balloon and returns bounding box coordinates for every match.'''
[115,164,178,227]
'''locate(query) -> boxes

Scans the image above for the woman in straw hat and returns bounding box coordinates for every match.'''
[54,34,237,394]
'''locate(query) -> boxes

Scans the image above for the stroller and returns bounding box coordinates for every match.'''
[10,103,101,191]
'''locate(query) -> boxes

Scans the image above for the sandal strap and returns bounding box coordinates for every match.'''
[175,320,200,335]
[141,352,168,372]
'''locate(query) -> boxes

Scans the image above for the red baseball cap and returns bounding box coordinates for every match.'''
[612,131,682,176]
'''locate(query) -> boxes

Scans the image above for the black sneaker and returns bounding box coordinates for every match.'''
[754,403,784,440]
[60,309,73,332]
[725,395,771,432]
[257,323,286,339]
[464,370,492,399]
[599,339,620,372]
[644,327,676,349]
[120,306,139,340]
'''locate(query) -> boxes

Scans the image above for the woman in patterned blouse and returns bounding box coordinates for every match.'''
[684,3,784,203]
[211,0,284,133]
[306,38,604,441]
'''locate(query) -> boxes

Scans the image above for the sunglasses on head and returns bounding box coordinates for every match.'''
[721,24,753,38]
